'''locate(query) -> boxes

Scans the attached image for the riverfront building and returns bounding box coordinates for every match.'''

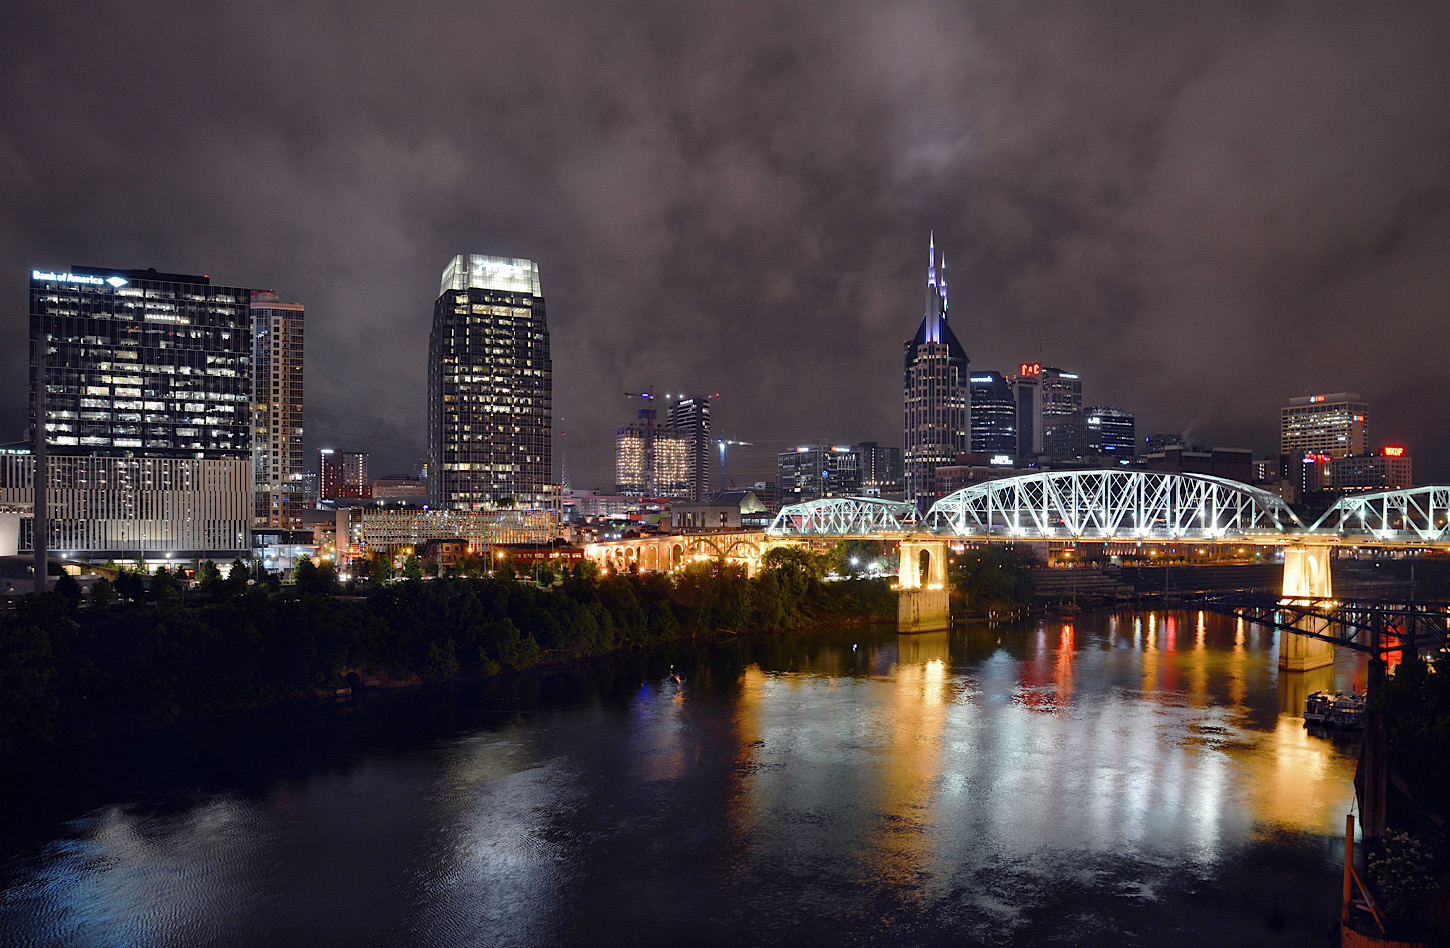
[341,503,555,559]
[27,266,253,563]
[251,291,305,528]
[856,442,904,498]
[428,254,552,509]
[1281,393,1368,459]
[903,236,969,506]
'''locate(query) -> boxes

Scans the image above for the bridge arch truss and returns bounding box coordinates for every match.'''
[766,496,919,537]
[1310,486,1450,543]
[925,469,1303,541]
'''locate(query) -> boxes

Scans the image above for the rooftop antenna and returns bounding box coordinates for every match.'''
[559,430,570,493]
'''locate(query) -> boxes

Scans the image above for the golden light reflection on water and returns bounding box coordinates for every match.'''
[726,610,1361,885]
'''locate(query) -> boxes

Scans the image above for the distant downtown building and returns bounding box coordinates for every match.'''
[428,254,552,509]
[320,449,369,500]
[615,418,689,497]
[777,444,862,506]
[903,235,969,506]
[856,441,904,498]
[968,372,1017,456]
[1281,393,1368,459]
[251,291,305,528]
[666,395,712,501]
[1083,406,1135,459]
[26,266,253,563]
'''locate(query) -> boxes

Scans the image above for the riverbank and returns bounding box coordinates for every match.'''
[0,559,896,755]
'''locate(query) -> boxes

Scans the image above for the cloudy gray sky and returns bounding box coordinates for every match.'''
[3,1,1448,488]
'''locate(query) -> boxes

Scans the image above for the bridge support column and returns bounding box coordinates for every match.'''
[898,538,949,634]
[1279,544,1336,672]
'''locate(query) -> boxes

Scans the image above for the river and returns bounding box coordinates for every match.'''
[0,609,1365,946]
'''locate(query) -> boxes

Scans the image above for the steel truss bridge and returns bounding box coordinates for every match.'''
[766,470,1450,548]
[1193,593,1450,657]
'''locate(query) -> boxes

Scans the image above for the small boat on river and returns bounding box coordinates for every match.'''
[1304,690,1365,729]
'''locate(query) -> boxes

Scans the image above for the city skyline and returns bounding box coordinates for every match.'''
[4,3,1450,488]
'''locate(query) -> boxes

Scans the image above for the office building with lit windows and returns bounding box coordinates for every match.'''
[665,395,712,501]
[968,372,1017,456]
[903,236,969,506]
[777,445,862,506]
[1084,406,1135,459]
[252,291,304,527]
[27,266,253,563]
[428,254,552,509]
[1281,393,1368,459]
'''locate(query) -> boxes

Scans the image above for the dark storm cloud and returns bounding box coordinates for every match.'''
[3,1,1449,485]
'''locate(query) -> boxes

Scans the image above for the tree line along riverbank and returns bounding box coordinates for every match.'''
[0,548,901,755]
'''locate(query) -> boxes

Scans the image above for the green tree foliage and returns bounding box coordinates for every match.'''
[401,555,424,582]
[54,573,81,615]
[951,545,1037,614]
[196,560,224,597]
[1378,653,1450,827]
[114,570,145,604]
[0,554,897,754]
[150,566,180,601]
[90,578,116,610]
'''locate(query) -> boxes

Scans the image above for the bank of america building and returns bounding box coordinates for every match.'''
[8,267,253,563]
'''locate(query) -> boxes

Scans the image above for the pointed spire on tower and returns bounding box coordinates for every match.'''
[939,253,948,315]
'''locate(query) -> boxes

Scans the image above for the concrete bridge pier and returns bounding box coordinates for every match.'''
[1279,544,1336,672]
[898,538,949,634]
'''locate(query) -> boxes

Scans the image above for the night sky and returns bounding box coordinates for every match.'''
[4,2,1449,489]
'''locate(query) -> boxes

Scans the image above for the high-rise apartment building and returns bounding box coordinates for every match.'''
[1281,393,1368,458]
[320,449,369,500]
[428,255,552,508]
[665,396,712,501]
[28,266,253,563]
[903,236,969,506]
[968,372,1017,456]
[252,291,304,527]
[615,420,689,497]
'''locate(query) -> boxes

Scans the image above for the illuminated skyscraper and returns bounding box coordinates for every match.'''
[968,372,1016,456]
[1281,393,1367,458]
[903,235,969,506]
[28,265,253,563]
[665,395,711,501]
[428,255,552,508]
[251,291,305,527]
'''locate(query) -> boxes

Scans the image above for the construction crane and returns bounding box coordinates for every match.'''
[716,435,753,489]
